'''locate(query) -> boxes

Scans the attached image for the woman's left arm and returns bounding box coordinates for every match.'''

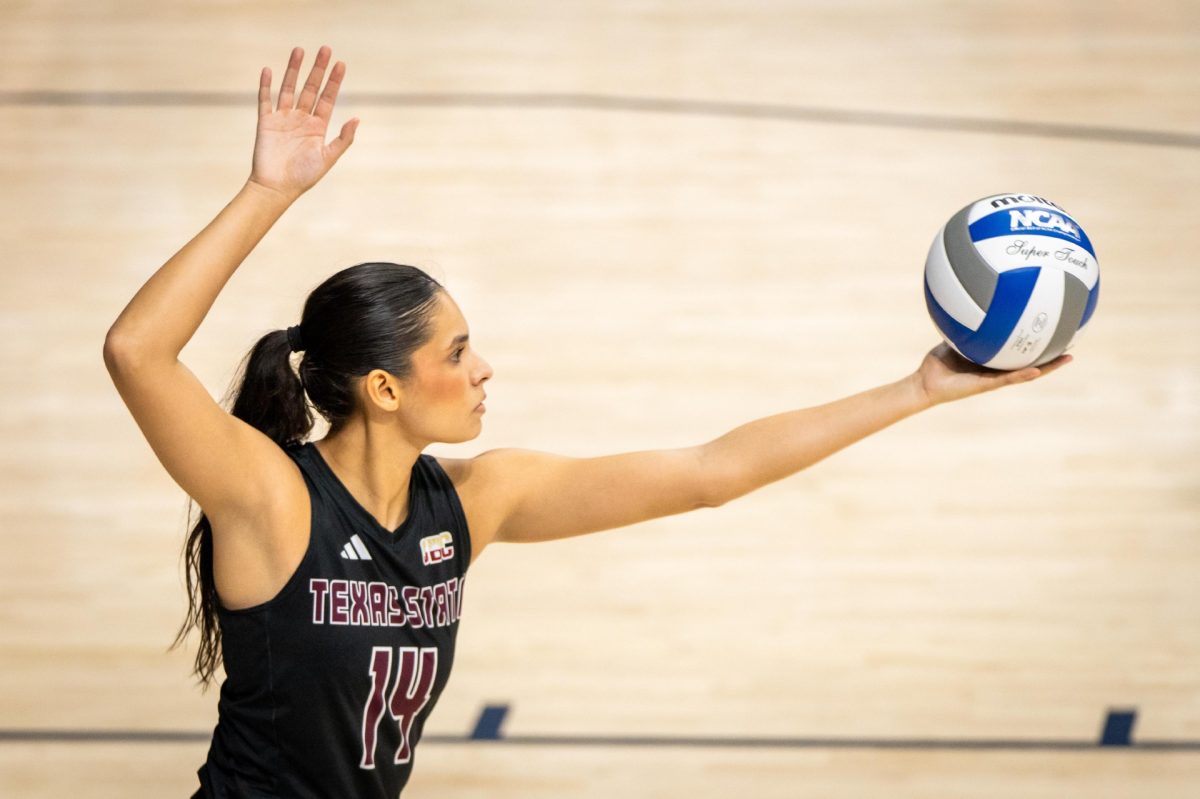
[449,345,1071,555]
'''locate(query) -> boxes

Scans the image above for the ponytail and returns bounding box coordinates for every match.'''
[171,328,313,688]
[171,261,443,688]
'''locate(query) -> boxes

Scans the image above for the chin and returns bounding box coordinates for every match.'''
[439,421,483,445]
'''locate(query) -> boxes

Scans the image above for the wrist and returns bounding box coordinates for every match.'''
[242,177,301,209]
[901,371,936,413]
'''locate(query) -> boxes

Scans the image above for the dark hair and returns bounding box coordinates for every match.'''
[173,262,444,687]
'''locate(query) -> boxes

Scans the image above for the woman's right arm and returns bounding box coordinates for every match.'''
[104,46,357,542]
[102,182,298,524]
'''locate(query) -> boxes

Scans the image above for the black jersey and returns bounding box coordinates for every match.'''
[195,442,471,798]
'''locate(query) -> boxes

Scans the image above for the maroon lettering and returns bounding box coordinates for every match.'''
[330,579,349,625]
[358,647,439,769]
[311,577,463,627]
[349,581,370,626]
[402,586,423,629]
[444,578,459,624]
[360,647,392,769]
[386,647,439,764]
[309,579,329,624]
[433,583,449,626]
[369,582,388,626]
[419,586,436,628]
[387,586,406,627]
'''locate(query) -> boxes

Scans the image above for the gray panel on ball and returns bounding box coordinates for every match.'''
[942,204,998,310]
[1035,271,1090,366]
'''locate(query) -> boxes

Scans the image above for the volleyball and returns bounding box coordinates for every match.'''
[923,193,1099,370]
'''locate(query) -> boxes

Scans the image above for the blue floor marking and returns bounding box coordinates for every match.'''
[1100,708,1137,747]
[470,704,510,740]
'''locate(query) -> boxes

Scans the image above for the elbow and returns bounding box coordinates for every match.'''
[103,327,145,376]
[697,482,736,510]
[102,329,126,374]
[694,445,733,509]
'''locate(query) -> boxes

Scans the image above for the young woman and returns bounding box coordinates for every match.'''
[103,46,1070,798]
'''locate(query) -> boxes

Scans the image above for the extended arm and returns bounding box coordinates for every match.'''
[452,345,1070,552]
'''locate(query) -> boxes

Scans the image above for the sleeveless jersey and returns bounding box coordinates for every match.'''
[195,442,471,798]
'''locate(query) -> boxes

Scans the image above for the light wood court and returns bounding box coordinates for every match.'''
[1,2,1197,796]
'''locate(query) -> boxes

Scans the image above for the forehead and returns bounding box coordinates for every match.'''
[427,292,467,341]
[434,291,465,328]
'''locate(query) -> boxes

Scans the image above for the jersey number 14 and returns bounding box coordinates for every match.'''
[360,646,439,769]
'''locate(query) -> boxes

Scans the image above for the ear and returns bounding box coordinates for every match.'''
[362,368,403,412]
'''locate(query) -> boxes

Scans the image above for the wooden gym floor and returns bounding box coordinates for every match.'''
[0,2,1197,796]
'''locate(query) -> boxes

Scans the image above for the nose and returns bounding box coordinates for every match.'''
[473,353,493,385]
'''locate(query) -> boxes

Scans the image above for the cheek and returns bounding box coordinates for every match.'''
[417,368,469,407]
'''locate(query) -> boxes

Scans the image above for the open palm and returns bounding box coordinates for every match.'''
[916,342,1072,406]
[249,46,359,200]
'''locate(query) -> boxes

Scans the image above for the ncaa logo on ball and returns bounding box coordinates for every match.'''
[1007,209,1081,241]
[923,192,1100,371]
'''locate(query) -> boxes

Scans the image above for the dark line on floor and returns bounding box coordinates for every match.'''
[0,729,210,743]
[427,734,1200,752]
[1,90,1195,150]
[2,729,1197,752]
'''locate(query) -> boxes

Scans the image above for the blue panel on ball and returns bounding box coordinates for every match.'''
[967,267,1041,364]
[926,268,1041,365]
[1081,272,1100,328]
[964,266,1041,362]
[969,207,1096,258]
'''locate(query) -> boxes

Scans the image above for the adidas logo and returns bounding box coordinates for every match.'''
[340,534,373,561]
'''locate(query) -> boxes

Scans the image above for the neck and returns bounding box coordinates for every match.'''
[314,419,424,532]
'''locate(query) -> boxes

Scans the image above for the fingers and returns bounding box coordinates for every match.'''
[1008,367,1042,385]
[257,67,272,117]
[269,46,345,120]
[314,59,347,122]
[327,117,360,162]
[1008,353,1073,386]
[295,45,332,115]
[275,47,304,111]
[1035,353,1073,377]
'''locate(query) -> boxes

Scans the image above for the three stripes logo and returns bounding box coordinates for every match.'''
[340,534,372,561]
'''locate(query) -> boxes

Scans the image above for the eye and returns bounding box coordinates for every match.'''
[451,346,466,363]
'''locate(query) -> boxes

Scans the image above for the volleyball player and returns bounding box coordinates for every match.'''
[102,45,1070,798]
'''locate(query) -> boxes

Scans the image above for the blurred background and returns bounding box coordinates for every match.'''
[1,2,1197,796]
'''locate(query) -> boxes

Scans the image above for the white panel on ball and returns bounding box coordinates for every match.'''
[924,223,986,331]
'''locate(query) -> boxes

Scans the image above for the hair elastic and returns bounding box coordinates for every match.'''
[286,325,305,353]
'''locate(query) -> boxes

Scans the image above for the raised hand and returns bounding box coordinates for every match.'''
[915,342,1072,406]
[248,46,360,201]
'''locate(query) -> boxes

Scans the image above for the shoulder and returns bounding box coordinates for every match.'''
[435,448,548,499]
[434,449,542,561]
[434,449,511,518]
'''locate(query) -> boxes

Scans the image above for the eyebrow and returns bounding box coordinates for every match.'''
[447,334,469,350]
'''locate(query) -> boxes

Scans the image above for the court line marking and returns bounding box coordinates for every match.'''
[2,729,1197,752]
[0,90,1196,150]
